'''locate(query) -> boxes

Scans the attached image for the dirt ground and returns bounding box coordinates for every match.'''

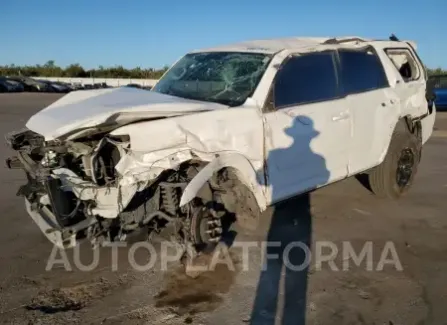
[0,93,446,325]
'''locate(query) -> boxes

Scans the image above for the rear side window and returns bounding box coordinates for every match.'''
[338,49,389,95]
[385,49,420,82]
[274,51,338,108]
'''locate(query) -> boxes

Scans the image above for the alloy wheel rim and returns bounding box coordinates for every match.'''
[396,148,415,188]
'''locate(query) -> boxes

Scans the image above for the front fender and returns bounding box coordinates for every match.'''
[179,153,267,212]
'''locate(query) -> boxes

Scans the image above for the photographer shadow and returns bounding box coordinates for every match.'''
[250,116,330,325]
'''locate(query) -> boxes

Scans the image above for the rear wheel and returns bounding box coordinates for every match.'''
[368,127,421,199]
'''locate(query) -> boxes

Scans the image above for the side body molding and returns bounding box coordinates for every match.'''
[179,153,268,212]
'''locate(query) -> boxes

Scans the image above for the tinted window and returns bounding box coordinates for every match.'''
[274,51,338,108]
[339,49,388,94]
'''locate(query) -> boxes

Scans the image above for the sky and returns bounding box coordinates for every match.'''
[1,0,446,69]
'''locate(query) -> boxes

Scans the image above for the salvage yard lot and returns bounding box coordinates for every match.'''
[0,93,447,325]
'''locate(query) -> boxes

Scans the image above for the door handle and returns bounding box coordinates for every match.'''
[332,112,350,121]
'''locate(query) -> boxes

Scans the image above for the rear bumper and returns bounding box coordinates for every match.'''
[421,104,436,144]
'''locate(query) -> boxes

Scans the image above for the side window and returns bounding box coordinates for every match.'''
[274,51,338,108]
[385,49,420,82]
[338,49,389,95]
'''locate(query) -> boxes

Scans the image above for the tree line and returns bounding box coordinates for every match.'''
[0,61,170,79]
[428,67,447,76]
[0,60,446,79]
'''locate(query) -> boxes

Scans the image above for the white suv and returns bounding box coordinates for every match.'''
[6,36,436,251]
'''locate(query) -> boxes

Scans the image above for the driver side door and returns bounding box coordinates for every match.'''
[262,51,351,203]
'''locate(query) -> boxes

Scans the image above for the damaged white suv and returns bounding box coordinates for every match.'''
[5,36,436,251]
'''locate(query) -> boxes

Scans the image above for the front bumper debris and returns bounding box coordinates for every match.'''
[25,197,98,249]
[25,198,74,248]
[5,156,22,169]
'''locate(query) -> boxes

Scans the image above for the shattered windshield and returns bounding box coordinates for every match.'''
[152,52,272,106]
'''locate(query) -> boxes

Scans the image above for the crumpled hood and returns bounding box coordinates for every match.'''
[26,87,227,140]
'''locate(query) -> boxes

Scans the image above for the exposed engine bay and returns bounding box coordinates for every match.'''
[5,128,233,254]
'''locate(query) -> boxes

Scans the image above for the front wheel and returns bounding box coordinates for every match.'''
[368,129,421,199]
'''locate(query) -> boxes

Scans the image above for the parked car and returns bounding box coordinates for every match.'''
[71,83,84,91]
[428,74,447,110]
[56,82,74,92]
[40,80,72,93]
[5,36,436,254]
[125,83,143,88]
[8,76,50,92]
[6,79,25,92]
[91,82,108,89]
[0,77,24,92]
[0,79,9,92]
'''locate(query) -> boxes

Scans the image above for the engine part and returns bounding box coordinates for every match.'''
[41,150,59,167]
[45,178,84,227]
[89,137,125,185]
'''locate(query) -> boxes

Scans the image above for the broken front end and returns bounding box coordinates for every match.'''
[5,129,226,251]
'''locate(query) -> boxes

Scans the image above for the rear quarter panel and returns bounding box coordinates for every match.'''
[371,42,430,161]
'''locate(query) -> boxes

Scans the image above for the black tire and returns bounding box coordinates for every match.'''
[368,127,421,199]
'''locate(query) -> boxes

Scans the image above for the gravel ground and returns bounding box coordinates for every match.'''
[0,93,446,325]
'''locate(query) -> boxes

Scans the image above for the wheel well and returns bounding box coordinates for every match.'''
[379,116,421,165]
[401,115,422,138]
[208,167,261,231]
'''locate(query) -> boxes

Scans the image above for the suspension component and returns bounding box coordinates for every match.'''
[189,202,224,249]
[159,182,180,216]
[159,181,188,217]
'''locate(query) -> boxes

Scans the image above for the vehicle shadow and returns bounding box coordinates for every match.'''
[249,115,330,325]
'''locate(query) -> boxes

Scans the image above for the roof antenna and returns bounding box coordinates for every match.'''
[389,34,399,41]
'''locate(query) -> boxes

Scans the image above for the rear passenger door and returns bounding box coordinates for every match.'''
[337,47,398,174]
[263,51,350,203]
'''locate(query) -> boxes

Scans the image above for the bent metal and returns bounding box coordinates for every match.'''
[5,35,436,263]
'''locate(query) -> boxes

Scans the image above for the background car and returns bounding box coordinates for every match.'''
[0,77,25,92]
[125,83,143,89]
[0,79,9,92]
[428,74,447,110]
[5,79,25,92]
[71,83,84,90]
[36,80,72,93]
[8,76,50,92]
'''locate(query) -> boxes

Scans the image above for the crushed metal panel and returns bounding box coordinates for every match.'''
[25,87,228,140]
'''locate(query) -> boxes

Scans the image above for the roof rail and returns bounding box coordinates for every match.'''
[323,37,366,45]
[324,34,401,44]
